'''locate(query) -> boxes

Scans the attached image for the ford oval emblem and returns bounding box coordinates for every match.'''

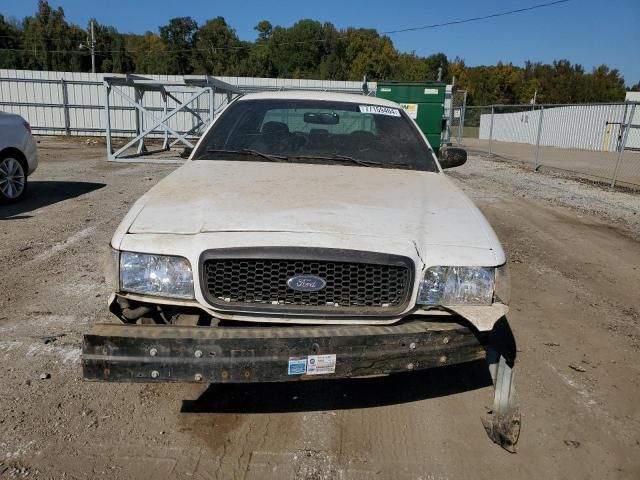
[287,275,327,292]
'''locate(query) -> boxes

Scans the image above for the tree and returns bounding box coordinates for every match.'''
[425,53,448,81]
[191,17,245,76]
[93,21,134,73]
[21,0,85,71]
[268,20,326,78]
[255,20,272,41]
[395,52,448,82]
[343,28,397,81]
[242,22,274,77]
[317,22,346,80]
[395,53,430,81]
[127,32,170,74]
[0,1,631,104]
[159,16,197,75]
[0,15,23,69]
[450,59,627,105]
[583,65,626,102]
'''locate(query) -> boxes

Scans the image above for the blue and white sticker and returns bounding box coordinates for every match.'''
[359,105,401,117]
[306,354,337,375]
[288,357,307,375]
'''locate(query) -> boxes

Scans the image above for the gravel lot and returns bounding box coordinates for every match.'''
[461,138,640,190]
[0,137,639,479]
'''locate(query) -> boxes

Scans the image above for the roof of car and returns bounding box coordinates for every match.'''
[238,90,400,108]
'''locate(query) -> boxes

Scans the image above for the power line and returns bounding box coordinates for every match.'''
[380,0,571,35]
[0,47,93,54]
[0,0,572,55]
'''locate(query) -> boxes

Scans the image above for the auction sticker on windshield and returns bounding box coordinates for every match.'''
[359,105,401,117]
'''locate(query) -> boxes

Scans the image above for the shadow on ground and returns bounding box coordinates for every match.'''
[0,181,105,219]
[181,360,493,414]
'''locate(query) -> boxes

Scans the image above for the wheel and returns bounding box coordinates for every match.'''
[0,155,28,203]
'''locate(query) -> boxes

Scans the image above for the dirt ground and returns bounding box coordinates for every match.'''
[1,137,639,480]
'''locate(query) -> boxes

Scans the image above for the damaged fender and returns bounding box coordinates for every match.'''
[446,303,509,331]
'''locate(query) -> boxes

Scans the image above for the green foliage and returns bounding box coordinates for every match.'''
[191,17,245,75]
[255,21,272,41]
[343,28,397,81]
[125,32,169,75]
[0,14,23,69]
[159,16,198,75]
[268,20,326,78]
[93,21,134,73]
[451,58,627,105]
[20,0,86,71]
[0,1,631,104]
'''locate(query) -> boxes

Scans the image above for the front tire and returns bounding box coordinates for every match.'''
[0,155,28,203]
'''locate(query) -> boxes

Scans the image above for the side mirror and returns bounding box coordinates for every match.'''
[439,147,467,169]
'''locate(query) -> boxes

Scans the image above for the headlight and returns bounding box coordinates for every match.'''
[119,251,194,299]
[417,266,496,306]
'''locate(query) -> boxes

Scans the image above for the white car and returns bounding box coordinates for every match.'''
[85,90,514,396]
[0,112,38,202]
[85,91,520,448]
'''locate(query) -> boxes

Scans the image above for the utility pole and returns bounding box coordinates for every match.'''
[530,89,537,111]
[362,75,369,95]
[81,20,97,73]
[90,19,96,74]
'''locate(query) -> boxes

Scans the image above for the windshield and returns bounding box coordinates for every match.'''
[193,99,438,171]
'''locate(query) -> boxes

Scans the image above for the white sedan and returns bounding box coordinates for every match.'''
[89,90,512,374]
[0,112,38,202]
[85,91,520,449]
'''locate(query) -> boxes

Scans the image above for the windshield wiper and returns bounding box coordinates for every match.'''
[289,154,411,169]
[205,150,411,168]
[205,149,287,162]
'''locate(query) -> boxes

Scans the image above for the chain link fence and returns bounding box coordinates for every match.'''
[453,101,640,190]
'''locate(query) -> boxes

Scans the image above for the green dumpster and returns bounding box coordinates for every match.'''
[376,81,446,150]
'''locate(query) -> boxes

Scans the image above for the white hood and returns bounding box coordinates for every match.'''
[125,160,501,259]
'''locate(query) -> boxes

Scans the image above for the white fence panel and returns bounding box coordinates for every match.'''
[0,69,373,137]
[479,104,638,151]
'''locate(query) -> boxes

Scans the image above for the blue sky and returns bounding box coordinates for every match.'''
[1,0,639,85]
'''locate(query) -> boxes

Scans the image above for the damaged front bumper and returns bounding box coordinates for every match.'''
[82,319,488,383]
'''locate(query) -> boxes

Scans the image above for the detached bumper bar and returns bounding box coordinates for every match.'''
[82,320,487,383]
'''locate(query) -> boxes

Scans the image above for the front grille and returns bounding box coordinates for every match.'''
[200,248,413,316]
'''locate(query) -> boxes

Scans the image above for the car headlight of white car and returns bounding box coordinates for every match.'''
[417,264,510,306]
[119,251,194,299]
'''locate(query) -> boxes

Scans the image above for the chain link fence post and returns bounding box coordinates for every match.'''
[488,105,495,155]
[103,82,113,160]
[457,90,467,145]
[60,78,71,136]
[534,105,545,170]
[611,102,636,189]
